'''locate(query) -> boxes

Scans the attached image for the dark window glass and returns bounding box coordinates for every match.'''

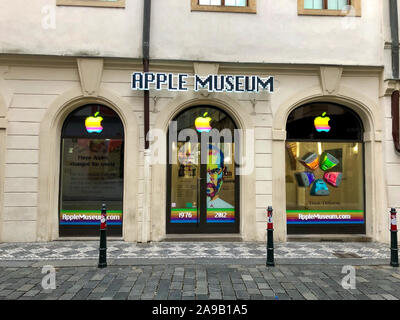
[286,102,363,141]
[59,105,124,237]
[174,106,236,136]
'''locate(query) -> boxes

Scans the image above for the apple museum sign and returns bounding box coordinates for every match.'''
[131,72,274,93]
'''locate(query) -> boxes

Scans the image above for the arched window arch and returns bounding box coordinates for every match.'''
[59,104,124,237]
[285,102,365,235]
[286,102,363,141]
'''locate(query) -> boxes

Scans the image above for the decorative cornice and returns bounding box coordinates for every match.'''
[77,58,104,97]
[382,79,400,97]
[0,54,383,75]
[319,66,343,95]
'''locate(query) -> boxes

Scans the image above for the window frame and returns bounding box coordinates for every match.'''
[56,0,125,8]
[298,0,361,16]
[191,0,256,14]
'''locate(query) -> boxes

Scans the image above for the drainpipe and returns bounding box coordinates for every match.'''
[393,91,400,152]
[142,0,152,242]
[143,0,151,150]
[390,0,399,79]
[390,0,400,153]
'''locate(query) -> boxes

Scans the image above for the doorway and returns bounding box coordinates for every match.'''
[166,106,240,234]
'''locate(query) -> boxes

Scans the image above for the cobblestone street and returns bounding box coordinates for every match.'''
[0,241,398,300]
[0,263,399,301]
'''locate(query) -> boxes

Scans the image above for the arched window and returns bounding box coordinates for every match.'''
[59,104,124,237]
[285,102,365,234]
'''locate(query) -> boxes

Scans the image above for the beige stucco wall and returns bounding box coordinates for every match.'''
[383,1,400,241]
[0,0,384,66]
[381,81,400,244]
[0,55,390,243]
[0,87,7,243]
[0,0,397,244]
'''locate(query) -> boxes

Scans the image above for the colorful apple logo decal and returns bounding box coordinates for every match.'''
[85,112,103,133]
[195,112,212,133]
[314,112,331,132]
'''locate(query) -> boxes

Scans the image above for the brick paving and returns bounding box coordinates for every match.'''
[0,263,399,300]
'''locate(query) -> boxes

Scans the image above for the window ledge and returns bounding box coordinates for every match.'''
[56,0,125,8]
[191,0,256,14]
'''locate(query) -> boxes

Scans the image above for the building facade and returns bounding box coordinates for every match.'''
[0,0,398,243]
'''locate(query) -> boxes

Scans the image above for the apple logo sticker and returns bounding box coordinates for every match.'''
[85,112,104,133]
[314,112,331,133]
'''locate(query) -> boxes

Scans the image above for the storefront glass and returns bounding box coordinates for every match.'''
[167,106,239,234]
[285,103,365,234]
[59,105,124,237]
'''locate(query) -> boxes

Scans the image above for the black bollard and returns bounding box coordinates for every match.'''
[98,203,107,268]
[390,208,399,267]
[266,206,275,267]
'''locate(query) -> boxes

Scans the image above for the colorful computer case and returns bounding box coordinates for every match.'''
[324,172,343,187]
[295,172,316,187]
[320,152,339,171]
[299,152,319,171]
[310,179,330,196]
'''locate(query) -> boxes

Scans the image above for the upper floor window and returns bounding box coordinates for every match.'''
[304,0,349,10]
[191,0,256,13]
[298,0,361,16]
[56,0,125,8]
[199,0,246,6]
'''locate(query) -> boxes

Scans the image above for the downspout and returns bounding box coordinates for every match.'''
[143,0,151,151]
[390,0,400,152]
[393,91,400,152]
[142,0,152,242]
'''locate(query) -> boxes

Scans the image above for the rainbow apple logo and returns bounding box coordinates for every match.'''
[195,112,212,133]
[314,112,331,132]
[85,112,103,133]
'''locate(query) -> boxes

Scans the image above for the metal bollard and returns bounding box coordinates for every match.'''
[390,208,399,267]
[266,206,275,267]
[98,203,107,269]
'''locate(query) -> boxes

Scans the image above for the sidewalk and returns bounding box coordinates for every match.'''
[0,241,398,300]
[0,241,390,262]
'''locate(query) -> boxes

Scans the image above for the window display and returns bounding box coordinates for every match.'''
[59,105,124,237]
[286,103,365,234]
[167,106,239,234]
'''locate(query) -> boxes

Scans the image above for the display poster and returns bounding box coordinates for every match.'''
[170,142,199,224]
[60,210,123,226]
[206,144,235,223]
[207,209,235,223]
[285,142,364,226]
[60,138,124,226]
[170,208,198,223]
[170,142,236,225]
[287,210,364,225]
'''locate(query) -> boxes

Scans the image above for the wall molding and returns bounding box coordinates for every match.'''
[77,58,104,97]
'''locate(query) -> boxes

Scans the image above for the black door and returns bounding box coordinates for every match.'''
[166,106,239,234]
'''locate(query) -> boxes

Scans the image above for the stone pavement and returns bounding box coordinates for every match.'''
[0,241,398,300]
[0,263,400,301]
[0,241,390,261]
